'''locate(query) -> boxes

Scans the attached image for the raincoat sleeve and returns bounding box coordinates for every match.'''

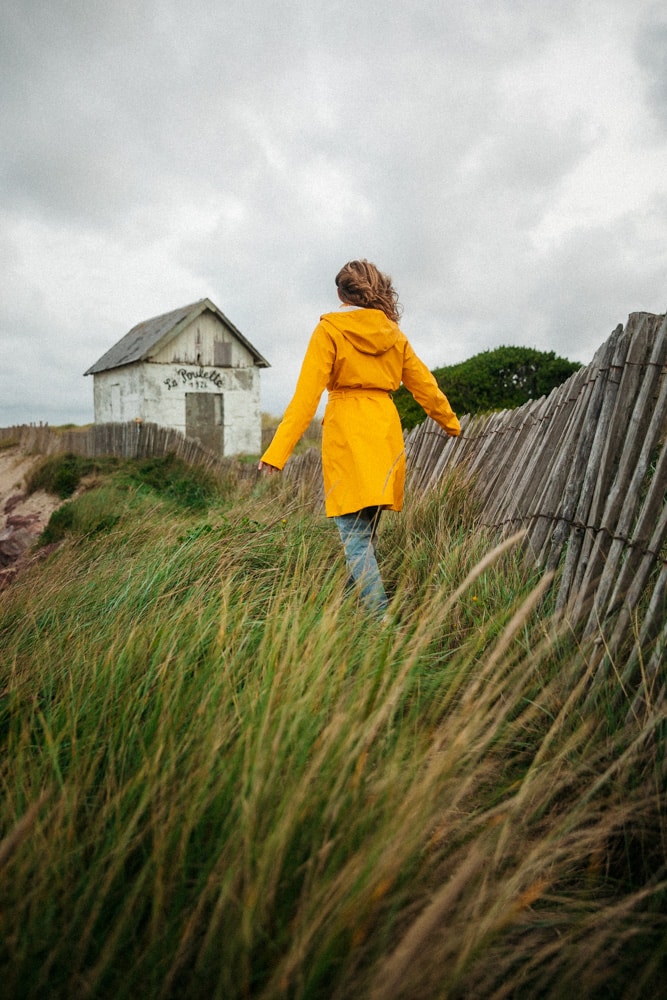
[261,323,336,469]
[401,342,461,436]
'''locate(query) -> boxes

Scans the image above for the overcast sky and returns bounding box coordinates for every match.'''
[1,0,665,426]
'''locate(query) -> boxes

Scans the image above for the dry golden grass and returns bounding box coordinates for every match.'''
[0,464,664,999]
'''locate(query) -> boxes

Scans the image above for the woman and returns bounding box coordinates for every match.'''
[259,259,460,613]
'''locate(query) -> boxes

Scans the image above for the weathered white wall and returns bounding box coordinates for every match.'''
[91,315,263,455]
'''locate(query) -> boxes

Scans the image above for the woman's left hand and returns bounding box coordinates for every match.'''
[258,461,280,474]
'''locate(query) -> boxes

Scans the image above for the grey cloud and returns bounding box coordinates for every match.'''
[0,0,664,424]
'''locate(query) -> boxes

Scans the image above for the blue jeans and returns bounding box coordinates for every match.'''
[333,506,389,613]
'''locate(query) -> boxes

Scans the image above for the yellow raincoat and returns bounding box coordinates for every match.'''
[261,307,460,516]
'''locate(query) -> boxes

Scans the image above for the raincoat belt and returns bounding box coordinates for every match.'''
[328,388,393,400]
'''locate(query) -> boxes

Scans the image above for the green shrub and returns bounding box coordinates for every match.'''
[38,503,76,543]
[38,488,123,545]
[26,454,121,498]
[27,452,227,510]
[124,453,226,509]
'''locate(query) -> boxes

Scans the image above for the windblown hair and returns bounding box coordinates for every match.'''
[335,259,402,324]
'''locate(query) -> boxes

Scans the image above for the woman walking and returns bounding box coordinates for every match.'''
[259,260,460,613]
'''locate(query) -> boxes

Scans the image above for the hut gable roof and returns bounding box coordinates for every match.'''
[84,298,269,375]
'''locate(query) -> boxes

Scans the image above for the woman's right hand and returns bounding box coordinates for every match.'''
[258,461,280,474]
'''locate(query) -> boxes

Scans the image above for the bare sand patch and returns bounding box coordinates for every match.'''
[0,447,62,530]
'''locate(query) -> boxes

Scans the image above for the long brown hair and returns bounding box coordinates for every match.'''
[335,259,402,323]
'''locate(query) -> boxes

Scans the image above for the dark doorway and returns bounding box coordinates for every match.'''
[185,393,224,455]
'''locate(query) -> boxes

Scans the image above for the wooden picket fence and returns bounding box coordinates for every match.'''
[0,420,241,476]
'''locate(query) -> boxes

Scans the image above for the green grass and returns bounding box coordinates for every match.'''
[26,451,227,507]
[0,459,664,999]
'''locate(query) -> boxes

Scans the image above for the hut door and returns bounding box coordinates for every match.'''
[185,393,224,455]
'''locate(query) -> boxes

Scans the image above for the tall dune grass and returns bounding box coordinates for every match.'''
[0,461,664,998]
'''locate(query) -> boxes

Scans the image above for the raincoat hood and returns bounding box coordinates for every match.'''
[320,308,400,356]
